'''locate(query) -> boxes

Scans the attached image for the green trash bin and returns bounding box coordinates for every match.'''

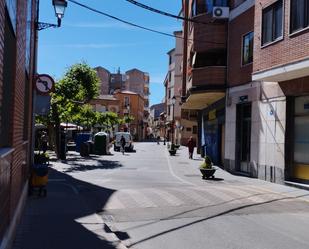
[94,132,109,155]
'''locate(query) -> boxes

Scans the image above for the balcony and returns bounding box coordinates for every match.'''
[191,14,227,53]
[189,66,226,89]
[182,66,226,110]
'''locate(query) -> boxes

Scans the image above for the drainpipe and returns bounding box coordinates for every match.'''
[181,0,189,103]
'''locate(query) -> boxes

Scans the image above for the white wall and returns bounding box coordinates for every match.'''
[225,81,286,182]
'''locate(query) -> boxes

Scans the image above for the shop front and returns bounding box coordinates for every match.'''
[199,98,225,166]
[287,96,309,182]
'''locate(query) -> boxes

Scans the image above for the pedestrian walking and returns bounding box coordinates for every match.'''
[157,135,160,145]
[120,135,126,155]
[187,136,195,159]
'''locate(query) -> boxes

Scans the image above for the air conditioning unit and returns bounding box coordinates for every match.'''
[212,6,229,19]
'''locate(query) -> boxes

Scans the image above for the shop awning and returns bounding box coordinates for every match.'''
[181,92,225,110]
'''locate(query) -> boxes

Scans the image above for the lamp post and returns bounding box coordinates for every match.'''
[171,96,176,145]
[36,0,68,30]
[31,0,68,162]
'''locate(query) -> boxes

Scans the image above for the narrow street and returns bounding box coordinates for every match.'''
[15,142,309,249]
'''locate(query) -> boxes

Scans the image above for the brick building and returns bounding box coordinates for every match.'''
[181,0,309,185]
[224,0,257,177]
[0,0,37,248]
[252,0,309,182]
[94,66,110,95]
[125,69,150,109]
[164,31,197,145]
[181,0,228,164]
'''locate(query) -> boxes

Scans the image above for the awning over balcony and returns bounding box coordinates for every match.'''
[181,91,225,110]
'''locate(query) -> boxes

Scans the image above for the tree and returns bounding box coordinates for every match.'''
[48,63,100,158]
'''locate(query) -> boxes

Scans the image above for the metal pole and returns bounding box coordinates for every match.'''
[30,0,40,166]
[172,103,175,144]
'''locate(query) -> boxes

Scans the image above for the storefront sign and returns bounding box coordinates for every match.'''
[239,95,248,103]
[208,109,216,120]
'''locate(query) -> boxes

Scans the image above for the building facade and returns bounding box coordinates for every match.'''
[149,103,165,138]
[165,31,198,145]
[94,66,110,95]
[252,0,309,183]
[125,69,150,109]
[114,91,146,141]
[181,0,309,185]
[0,0,37,248]
[181,0,228,163]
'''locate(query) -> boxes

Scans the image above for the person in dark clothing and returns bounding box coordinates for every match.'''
[157,135,160,145]
[187,136,196,159]
[120,135,126,155]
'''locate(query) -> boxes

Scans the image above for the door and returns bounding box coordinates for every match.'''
[236,103,252,173]
[205,119,220,165]
[293,96,309,180]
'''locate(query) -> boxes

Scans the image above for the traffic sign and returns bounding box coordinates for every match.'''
[35,74,55,95]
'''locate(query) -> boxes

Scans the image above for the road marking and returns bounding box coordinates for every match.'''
[165,150,196,187]
[150,189,184,206]
[122,189,157,208]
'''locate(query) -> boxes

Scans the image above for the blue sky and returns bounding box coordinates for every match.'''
[38,0,182,105]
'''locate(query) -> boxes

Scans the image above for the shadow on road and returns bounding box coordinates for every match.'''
[13,168,129,249]
[63,160,123,172]
[203,177,224,181]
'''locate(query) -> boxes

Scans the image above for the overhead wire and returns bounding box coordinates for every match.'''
[67,0,225,45]
[124,0,211,25]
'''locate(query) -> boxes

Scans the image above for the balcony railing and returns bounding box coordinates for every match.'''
[189,66,226,89]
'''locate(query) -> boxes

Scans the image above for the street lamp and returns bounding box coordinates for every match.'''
[36,0,68,30]
[127,105,130,133]
[171,96,176,145]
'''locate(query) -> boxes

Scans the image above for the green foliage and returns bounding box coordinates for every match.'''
[55,62,99,103]
[200,155,213,169]
[122,115,134,125]
[34,63,101,158]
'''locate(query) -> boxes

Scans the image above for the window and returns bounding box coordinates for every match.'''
[169,55,172,65]
[124,96,130,107]
[290,0,309,33]
[168,88,171,99]
[191,0,197,16]
[25,0,32,73]
[1,9,16,147]
[23,72,30,141]
[5,0,17,33]
[242,32,254,65]
[193,126,198,134]
[262,0,283,45]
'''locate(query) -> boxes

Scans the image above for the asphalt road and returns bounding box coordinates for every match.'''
[54,142,309,249]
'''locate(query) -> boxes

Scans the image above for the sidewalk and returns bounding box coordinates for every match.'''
[168,145,309,202]
[12,157,128,249]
